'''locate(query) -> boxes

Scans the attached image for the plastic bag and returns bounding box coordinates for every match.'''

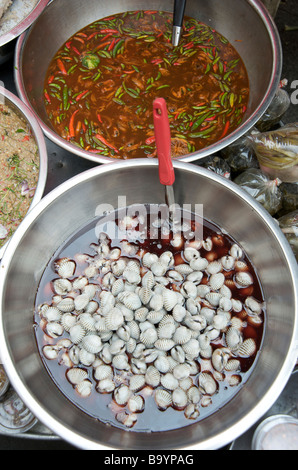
[221,128,259,175]
[256,86,291,132]
[199,155,231,179]
[278,210,298,261]
[234,168,283,215]
[279,182,298,216]
[248,123,298,183]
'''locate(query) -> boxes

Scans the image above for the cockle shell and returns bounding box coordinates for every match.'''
[81,334,102,354]
[128,394,145,413]
[209,273,225,291]
[105,308,124,331]
[142,252,158,268]
[154,389,172,410]
[187,386,201,404]
[189,257,208,271]
[69,324,86,344]
[211,348,230,372]
[173,363,191,380]
[175,264,193,275]
[145,365,160,387]
[46,322,64,338]
[155,338,175,351]
[43,345,59,360]
[149,293,164,311]
[66,367,88,385]
[186,271,204,285]
[160,372,179,391]
[163,289,178,311]
[221,255,235,271]
[238,338,257,357]
[235,271,253,287]
[111,258,126,276]
[118,291,142,311]
[225,327,243,351]
[182,339,200,359]
[225,359,241,372]
[230,243,243,259]
[150,261,167,277]
[173,326,192,345]
[129,374,145,392]
[157,322,176,339]
[154,355,170,374]
[96,378,115,393]
[196,284,211,298]
[114,384,132,405]
[167,269,184,282]
[57,297,75,313]
[198,372,217,395]
[172,304,186,322]
[43,306,62,322]
[55,258,76,278]
[147,309,165,325]
[72,276,88,290]
[79,348,95,367]
[245,296,262,315]
[140,328,158,347]
[74,293,90,312]
[160,251,174,267]
[112,353,130,371]
[75,379,92,398]
[53,278,72,296]
[183,247,200,262]
[205,292,222,307]
[172,387,188,409]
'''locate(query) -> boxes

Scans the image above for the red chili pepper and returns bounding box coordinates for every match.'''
[48,75,55,84]
[220,120,230,139]
[94,133,119,153]
[21,135,30,142]
[74,36,85,44]
[184,41,194,49]
[108,37,116,51]
[75,90,89,101]
[57,59,67,75]
[44,91,51,104]
[97,113,103,123]
[65,41,72,49]
[145,136,156,145]
[71,45,81,56]
[100,29,119,34]
[69,110,79,138]
[205,116,217,122]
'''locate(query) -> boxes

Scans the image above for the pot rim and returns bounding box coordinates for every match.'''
[0,85,48,259]
[0,0,49,48]
[14,0,283,164]
[0,160,297,450]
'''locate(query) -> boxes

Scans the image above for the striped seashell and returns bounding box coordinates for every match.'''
[142,252,158,268]
[138,286,153,305]
[167,269,184,282]
[85,300,99,314]
[53,278,72,296]
[179,376,193,391]
[200,307,215,325]
[149,293,164,311]
[57,297,75,313]
[221,255,235,271]
[182,338,200,359]
[225,359,241,372]
[134,306,149,322]
[219,296,233,312]
[79,348,95,367]
[187,385,201,404]
[102,272,116,289]
[140,328,158,347]
[127,320,140,340]
[123,268,141,285]
[175,264,193,275]
[230,316,244,330]
[184,313,207,332]
[209,273,225,291]
[96,378,115,394]
[154,389,172,410]
[105,308,124,331]
[173,326,192,345]
[235,271,253,287]
[111,278,125,296]
[147,309,165,324]
[228,374,242,387]
[171,345,185,363]
[245,296,262,315]
[74,293,90,312]
[109,248,121,260]
[111,258,126,276]
[161,372,179,391]
[153,356,170,375]
[172,304,186,322]
[238,338,257,357]
[69,324,86,344]
[142,270,155,289]
[114,384,132,405]
[202,237,213,251]
[157,321,176,339]
[81,334,102,354]
[225,327,243,351]
[219,284,232,299]
[231,298,243,313]
[186,271,204,285]
[211,347,230,372]
[99,290,115,308]
[68,345,80,365]
[42,345,59,360]
[72,276,89,291]
[115,411,137,428]
[109,338,126,356]
[78,313,96,331]
[172,387,188,409]
[66,367,88,385]
[181,281,197,299]
[55,258,76,279]
[185,297,200,315]
[173,363,191,380]
[129,374,146,392]
[75,379,92,398]
[159,313,176,327]
[163,289,178,311]
[190,257,208,271]
[206,261,222,275]
[131,357,147,375]
[145,365,161,388]
[154,338,175,351]
[118,291,142,311]
[46,322,64,338]
[150,261,167,277]
[196,284,211,298]
[43,306,62,322]
[205,292,222,307]
[213,313,230,331]
[126,337,137,354]
[198,372,217,395]
[128,394,145,413]
[184,403,200,420]
[112,353,130,371]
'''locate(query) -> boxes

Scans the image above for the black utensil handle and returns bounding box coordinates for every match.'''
[173,0,187,27]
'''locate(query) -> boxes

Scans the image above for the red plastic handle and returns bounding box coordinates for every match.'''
[153,98,175,186]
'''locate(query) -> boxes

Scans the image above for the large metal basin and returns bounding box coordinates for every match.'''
[0,161,297,450]
[14,0,282,163]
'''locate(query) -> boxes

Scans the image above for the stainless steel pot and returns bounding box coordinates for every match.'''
[14,0,282,164]
[0,161,297,450]
[0,86,48,259]
[0,0,49,64]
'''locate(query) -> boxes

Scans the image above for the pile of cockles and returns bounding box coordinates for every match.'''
[37,213,265,429]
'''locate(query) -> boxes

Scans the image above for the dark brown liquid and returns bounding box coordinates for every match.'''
[34,206,265,432]
[44,10,249,159]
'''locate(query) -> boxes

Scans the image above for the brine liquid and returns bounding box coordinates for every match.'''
[34,206,265,432]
